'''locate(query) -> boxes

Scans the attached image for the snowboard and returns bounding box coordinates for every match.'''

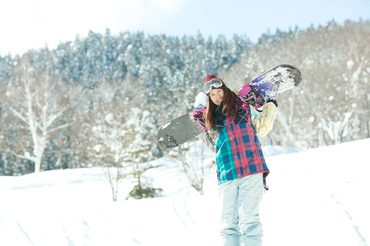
[158,64,302,149]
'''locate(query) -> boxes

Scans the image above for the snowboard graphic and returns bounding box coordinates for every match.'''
[158,64,302,149]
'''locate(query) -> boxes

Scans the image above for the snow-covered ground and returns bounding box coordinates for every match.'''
[0,139,369,246]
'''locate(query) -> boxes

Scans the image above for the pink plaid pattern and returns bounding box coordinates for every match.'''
[216,102,269,184]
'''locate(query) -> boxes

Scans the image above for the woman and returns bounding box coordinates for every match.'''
[201,74,277,246]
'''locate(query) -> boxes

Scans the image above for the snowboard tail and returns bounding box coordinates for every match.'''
[157,112,206,148]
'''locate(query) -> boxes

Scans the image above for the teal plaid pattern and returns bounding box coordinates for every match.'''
[215,103,269,185]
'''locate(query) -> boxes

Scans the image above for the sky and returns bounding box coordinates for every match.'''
[1,0,369,56]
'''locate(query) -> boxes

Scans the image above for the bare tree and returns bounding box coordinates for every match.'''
[83,76,161,201]
[90,105,132,201]
[178,138,215,195]
[81,77,133,201]
[4,54,69,177]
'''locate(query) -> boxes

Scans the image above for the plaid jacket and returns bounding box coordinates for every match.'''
[203,101,276,184]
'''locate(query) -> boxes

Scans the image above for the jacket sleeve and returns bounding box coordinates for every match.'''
[202,129,218,155]
[250,102,277,137]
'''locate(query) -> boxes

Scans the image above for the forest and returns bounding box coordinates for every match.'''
[0,19,369,176]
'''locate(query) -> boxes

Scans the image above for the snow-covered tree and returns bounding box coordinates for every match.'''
[123,108,162,199]
[1,19,370,176]
[90,108,132,201]
[4,54,70,176]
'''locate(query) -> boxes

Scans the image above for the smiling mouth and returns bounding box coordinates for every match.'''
[218,98,223,103]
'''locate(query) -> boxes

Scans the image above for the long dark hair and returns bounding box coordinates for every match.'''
[205,85,238,129]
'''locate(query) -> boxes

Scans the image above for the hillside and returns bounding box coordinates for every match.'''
[0,139,369,246]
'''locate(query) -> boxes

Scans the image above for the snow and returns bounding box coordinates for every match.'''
[160,122,171,130]
[193,92,207,108]
[1,139,369,246]
[347,60,354,70]
[104,113,114,124]
[262,145,299,156]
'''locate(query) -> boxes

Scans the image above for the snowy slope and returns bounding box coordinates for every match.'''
[0,139,369,246]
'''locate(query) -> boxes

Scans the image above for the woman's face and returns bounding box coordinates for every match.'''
[209,88,224,106]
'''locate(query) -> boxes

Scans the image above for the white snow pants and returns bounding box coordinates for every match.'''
[218,173,264,246]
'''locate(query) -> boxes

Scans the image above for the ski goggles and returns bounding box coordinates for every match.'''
[203,79,223,94]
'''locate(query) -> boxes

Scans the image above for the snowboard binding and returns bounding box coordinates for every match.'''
[238,85,266,108]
